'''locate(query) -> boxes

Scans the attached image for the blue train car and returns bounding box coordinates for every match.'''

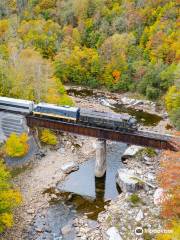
[33,103,80,121]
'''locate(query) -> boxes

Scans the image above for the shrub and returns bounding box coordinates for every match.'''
[157,149,180,220]
[143,147,157,157]
[129,194,141,205]
[5,133,29,158]
[40,129,58,145]
[156,220,180,240]
[169,108,180,130]
[0,159,22,232]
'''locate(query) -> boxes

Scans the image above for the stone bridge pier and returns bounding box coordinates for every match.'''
[95,139,106,178]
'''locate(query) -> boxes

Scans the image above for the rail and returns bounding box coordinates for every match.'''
[26,115,179,151]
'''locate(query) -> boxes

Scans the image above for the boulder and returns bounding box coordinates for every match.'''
[61,224,72,235]
[135,209,144,222]
[61,162,79,174]
[106,227,123,240]
[153,188,164,205]
[122,145,144,160]
[116,168,143,193]
[99,98,114,108]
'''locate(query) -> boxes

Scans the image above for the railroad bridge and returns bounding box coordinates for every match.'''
[26,115,179,177]
[0,112,178,177]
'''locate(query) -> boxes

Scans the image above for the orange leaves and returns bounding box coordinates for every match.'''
[158,146,180,219]
[112,70,121,82]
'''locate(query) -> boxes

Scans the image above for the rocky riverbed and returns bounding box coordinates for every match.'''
[1,86,175,240]
[1,134,97,240]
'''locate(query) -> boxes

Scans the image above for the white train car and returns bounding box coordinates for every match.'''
[0,96,34,114]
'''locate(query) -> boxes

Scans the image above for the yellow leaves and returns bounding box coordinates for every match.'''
[0,159,22,232]
[38,0,56,10]
[0,19,9,38]
[0,213,13,228]
[112,3,121,15]
[156,220,180,240]
[165,86,180,112]
[5,133,29,158]
[40,129,58,145]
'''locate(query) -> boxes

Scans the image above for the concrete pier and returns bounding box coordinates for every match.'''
[95,139,106,178]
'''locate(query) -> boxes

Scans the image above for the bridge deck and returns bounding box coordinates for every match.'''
[26,116,179,151]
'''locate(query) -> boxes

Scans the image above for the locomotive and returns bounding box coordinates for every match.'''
[0,96,138,131]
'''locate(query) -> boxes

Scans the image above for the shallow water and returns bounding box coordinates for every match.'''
[57,142,127,220]
[112,104,162,126]
[28,142,126,239]
[67,88,96,97]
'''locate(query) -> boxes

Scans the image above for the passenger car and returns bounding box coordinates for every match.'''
[0,96,34,114]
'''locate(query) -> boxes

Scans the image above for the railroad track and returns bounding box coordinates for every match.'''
[26,116,179,151]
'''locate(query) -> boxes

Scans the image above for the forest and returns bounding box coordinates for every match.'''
[0,0,180,128]
[0,0,179,128]
[0,0,180,237]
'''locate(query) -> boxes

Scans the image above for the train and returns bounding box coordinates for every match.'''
[0,96,138,131]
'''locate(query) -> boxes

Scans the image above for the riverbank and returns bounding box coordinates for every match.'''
[1,134,97,240]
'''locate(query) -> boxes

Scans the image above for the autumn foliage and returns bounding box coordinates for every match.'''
[158,150,180,219]
[40,129,58,145]
[0,159,22,232]
[156,135,180,239]
[5,133,29,158]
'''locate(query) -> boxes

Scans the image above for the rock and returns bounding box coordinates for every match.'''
[153,188,164,205]
[88,220,99,229]
[135,209,144,222]
[50,194,58,200]
[61,162,79,174]
[35,227,44,233]
[122,145,144,160]
[116,168,143,193]
[143,156,153,165]
[99,98,113,108]
[61,224,72,235]
[106,227,123,240]
[27,209,35,214]
[147,173,155,181]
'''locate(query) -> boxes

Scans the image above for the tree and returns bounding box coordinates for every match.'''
[55,46,101,87]
[157,147,180,220]
[0,47,73,105]
[18,19,62,58]
[0,159,22,232]
[5,133,29,157]
[165,86,180,130]
[165,86,180,112]
[156,137,180,239]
